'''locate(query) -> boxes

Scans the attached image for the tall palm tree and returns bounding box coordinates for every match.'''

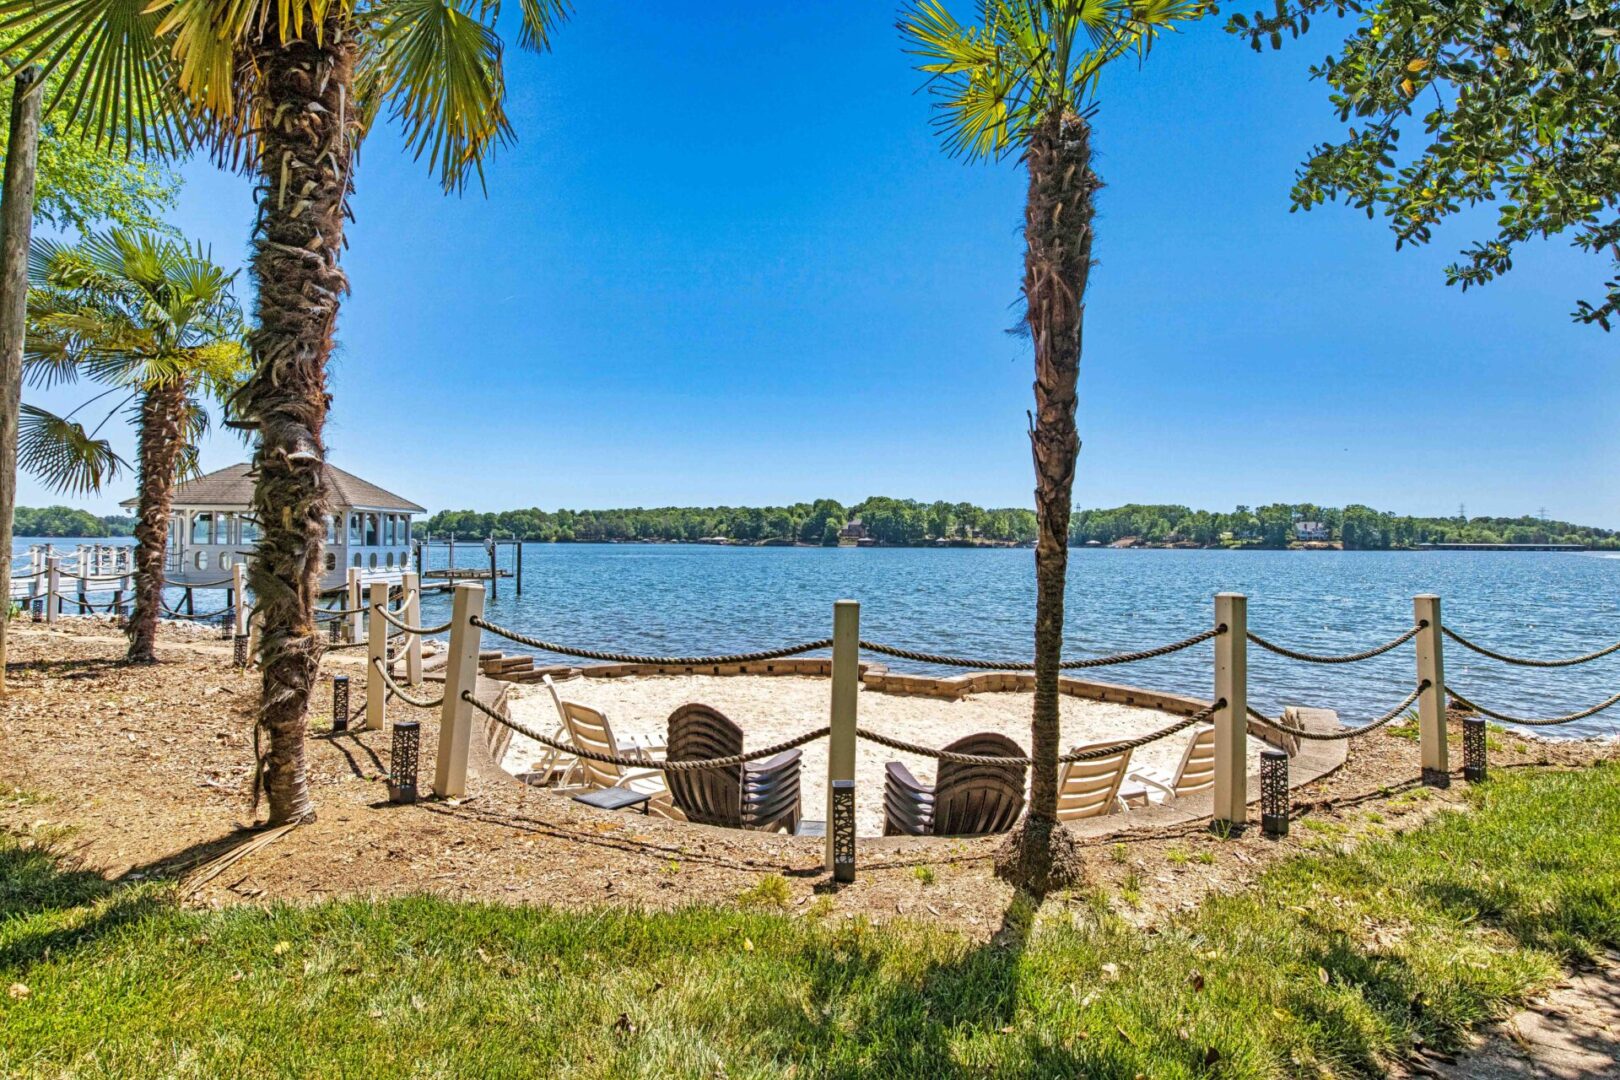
[900,0,1198,892]
[24,227,248,661]
[0,0,569,823]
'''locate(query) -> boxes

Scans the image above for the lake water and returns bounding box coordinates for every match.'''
[18,537,1620,738]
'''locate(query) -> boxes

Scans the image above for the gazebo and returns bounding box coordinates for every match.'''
[122,462,426,592]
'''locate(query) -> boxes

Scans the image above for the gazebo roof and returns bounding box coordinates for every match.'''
[121,463,425,513]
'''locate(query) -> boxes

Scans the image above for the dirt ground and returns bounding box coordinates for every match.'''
[1,620,1614,940]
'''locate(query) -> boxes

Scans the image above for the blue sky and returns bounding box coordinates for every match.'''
[23,1,1619,524]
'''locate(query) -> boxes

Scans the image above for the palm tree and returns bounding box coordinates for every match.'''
[900,0,1198,892]
[24,228,248,661]
[0,0,569,823]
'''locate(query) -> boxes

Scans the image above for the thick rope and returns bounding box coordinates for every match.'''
[160,601,234,621]
[1447,685,1620,727]
[461,690,828,770]
[1246,682,1427,741]
[315,604,368,620]
[371,602,452,636]
[327,627,409,651]
[371,657,445,709]
[854,701,1222,767]
[1442,626,1620,669]
[471,616,834,665]
[1246,623,1423,665]
[857,627,1223,671]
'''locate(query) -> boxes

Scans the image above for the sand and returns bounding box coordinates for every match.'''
[503,674,1265,835]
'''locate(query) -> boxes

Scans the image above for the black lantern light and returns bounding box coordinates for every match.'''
[1462,715,1488,783]
[329,616,342,644]
[332,674,350,732]
[1260,748,1290,837]
[233,634,250,668]
[389,720,421,804]
[831,779,856,883]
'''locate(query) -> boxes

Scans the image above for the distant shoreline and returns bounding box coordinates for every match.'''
[14,535,1601,553]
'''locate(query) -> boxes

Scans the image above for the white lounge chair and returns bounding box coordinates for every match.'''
[1120,725,1217,806]
[1054,742,1133,821]
[541,675,668,801]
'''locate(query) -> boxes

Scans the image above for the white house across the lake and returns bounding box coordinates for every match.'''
[122,462,425,592]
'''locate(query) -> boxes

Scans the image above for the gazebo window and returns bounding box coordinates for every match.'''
[385,515,397,546]
[401,518,411,544]
[190,512,213,545]
[366,514,379,547]
[240,515,261,543]
[218,512,236,545]
[326,515,338,543]
[348,513,362,544]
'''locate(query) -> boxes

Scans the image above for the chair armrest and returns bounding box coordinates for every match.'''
[1126,768,1176,798]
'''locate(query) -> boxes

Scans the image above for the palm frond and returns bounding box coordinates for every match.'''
[17,403,125,495]
[509,0,570,52]
[0,0,189,155]
[903,0,1205,154]
[368,0,512,190]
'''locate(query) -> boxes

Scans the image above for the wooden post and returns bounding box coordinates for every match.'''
[402,569,423,685]
[1415,594,1448,786]
[488,537,497,600]
[44,555,58,623]
[1213,592,1248,832]
[826,599,859,870]
[415,536,425,578]
[515,539,523,596]
[435,583,486,799]
[346,565,363,643]
[184,587,194,616]
[232,561,249,637]
[366,580,388,731]
[0,69,43,689]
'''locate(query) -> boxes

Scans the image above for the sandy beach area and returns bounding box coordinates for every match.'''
[503,674,1264,835]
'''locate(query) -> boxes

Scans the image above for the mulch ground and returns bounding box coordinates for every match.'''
[2,620,1614,937]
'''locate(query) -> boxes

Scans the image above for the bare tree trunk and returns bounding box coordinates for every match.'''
[995,110,1098,894]
[0,68,41,695]
[243,17,356,825]
[127,382,186,662]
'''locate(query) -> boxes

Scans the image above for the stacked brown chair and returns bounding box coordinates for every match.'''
[665,703,802,833]
[883,732,1026,836]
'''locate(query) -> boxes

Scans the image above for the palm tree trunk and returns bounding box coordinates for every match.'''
[995,110,1099,894]
[242,16,357,825]
[126,382,186,662]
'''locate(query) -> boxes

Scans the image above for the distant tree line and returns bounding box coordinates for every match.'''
[12,507,134,538]
[423,499,1620,549]
[425,497,1040,546]
[1069,503,1620,550]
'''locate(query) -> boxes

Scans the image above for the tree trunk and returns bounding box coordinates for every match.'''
[0,68,42,695]
[126,381,187,662]
[995,111,1099,895]
[243,16,357,825]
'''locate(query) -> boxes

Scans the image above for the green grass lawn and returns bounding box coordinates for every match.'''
[4,764,1618,1078]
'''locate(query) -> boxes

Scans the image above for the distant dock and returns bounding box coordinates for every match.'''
[1417,542,1588,552]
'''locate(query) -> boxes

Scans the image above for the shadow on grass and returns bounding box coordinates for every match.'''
[0,836,165,971]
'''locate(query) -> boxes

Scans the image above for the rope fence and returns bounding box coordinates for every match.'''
[1246,623,1423,665]
[371,657,444,709]
[371,602,451,636]
[1442,626,1620,669]
[469,615,1221,672]
[1245,682,1427,742]
[1447,685,1620,727]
